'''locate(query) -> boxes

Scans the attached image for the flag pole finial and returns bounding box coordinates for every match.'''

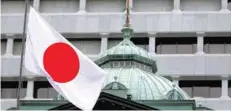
[125,0,130,27]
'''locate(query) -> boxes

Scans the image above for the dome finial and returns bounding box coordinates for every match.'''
[121,0,133,40]
[114,76,118,82]
[172,83,176,88]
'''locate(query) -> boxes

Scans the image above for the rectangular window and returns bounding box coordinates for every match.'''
[229,80,231,98]
[181,0,221,11]
[1,81,27,98]
[69,38,101,55]
[40,0,79,13]
[108,38,122,49]
[133,0,173,12]
[1,39,7,55]
[13,39,22,55]
[86,0,125,12]
[156,37,197,54]
[1,0,33,13]
[229,1,231,10]
[34,81,54,98]
[131,37,149,51]
[179,80,221,98]
[204,37,231,54]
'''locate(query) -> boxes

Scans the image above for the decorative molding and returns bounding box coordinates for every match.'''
[100,33,110,38]
[5,34,16,39]
[220,75,230,80]
[147,32,157,37]
[171,76,180,80]
[196,32,205,37]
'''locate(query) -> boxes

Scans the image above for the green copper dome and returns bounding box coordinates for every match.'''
[101,27,150,59]
[95,8,190,101]
[102,68,190,100]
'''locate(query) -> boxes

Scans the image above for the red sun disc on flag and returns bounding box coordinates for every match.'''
[43,42,80,83]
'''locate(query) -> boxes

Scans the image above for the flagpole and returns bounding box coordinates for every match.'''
[16,0,30,109]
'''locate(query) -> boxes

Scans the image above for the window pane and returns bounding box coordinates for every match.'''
[229,88,231,98]
[181,87,192,97]
[209,44,225,54]
[225,44,231,54]
[48,88,58,98]
[108,39,122,49]
[37,88,48,98]
[1,39,7,55]
[177,44,194,54]
[86,0,125,12]
[209,87,221,98]
[70,39,101,54]
[193,87,209,98]
[13,39,22,55]
[40,0,79,13]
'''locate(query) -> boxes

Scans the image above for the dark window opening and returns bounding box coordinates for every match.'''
[131,37,149,45]
[204,37,231,54]
[229,80,231,97]
[179,80,221,98]
[1,81,27,88]
[1,81,27,98]
[131,37,149,51]
[34,81,52,98]
[156,37,197,54]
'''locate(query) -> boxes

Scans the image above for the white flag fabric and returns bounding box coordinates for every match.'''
[25,6,106,110]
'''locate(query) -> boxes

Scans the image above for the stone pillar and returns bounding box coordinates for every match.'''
[100,33,109,54]
[148,33,157,54]
[24,77,34,99]
[220,0,229,12]
[33,0,40,11]
[196,32,205,54]
[172,76,180,86]
[78,0,87,13]
[4,34,15,57]
[221,76,229,98]
[173,0,181,12]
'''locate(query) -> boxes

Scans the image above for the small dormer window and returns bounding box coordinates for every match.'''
[166,90,184,100]
[164,84,185,100]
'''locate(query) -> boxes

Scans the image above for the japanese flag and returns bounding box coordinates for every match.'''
[24,6,106,110]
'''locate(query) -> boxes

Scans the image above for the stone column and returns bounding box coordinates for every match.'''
[4,34,15,57]
[24,77,34,99]
[148,33,157,54]
[173,0,181,12]
[100,33,109,54]
[33,0,40,11]
[220,0,229,12]
[172,76,180,86]
[221,76,229,98]
[78,0,87,13]
[196,32,205,54]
